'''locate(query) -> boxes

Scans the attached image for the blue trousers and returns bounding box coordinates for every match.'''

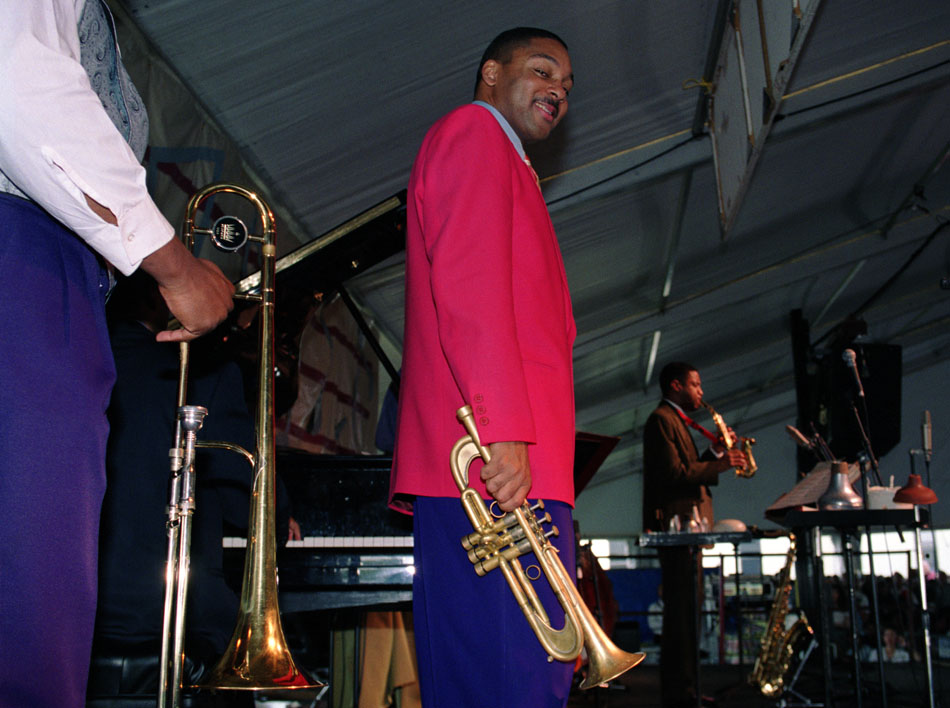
[412,496,575,708]
[0,194,115,707]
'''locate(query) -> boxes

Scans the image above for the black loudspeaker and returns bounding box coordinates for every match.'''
[824,343,902,461]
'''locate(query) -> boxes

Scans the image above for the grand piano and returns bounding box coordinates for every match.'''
[222,190,413,613]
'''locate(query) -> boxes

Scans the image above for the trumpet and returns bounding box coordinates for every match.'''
[450,405,645,688]
[158,184,320,708]
[703,401,757,477]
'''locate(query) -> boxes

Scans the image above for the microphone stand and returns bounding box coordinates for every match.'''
[920,438,940,573]
[850,402,884,488]
[847,391,888,707]
[856,452,888,708]
[907,450,938,708]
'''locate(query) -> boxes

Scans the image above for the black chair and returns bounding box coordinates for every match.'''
[86,640,246,708]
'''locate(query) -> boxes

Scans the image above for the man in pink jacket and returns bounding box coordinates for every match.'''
[390,27,577,707]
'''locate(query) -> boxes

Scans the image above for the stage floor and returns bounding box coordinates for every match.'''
[568,660,950,708]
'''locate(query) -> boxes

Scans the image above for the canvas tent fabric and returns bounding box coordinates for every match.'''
[108,0,950,531]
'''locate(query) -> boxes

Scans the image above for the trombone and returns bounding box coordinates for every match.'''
[157,184,321,708]
[450,405,645,688]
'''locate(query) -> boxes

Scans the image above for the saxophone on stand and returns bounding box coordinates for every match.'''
[748,534,814,697]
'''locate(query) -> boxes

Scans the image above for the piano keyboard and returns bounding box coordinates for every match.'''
[225,451,415,611]
[223,536,413,549]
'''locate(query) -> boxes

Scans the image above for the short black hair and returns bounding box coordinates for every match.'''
[474,27,568,97]
[659,362,697,395]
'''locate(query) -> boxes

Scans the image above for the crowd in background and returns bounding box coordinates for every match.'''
[821,569,950,663]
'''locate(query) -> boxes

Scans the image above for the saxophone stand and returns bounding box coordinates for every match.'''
[777,635,821,708]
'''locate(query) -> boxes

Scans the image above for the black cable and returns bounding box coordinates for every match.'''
[779,58,950,122]
[813,219,949,348]
[545,135,699,208]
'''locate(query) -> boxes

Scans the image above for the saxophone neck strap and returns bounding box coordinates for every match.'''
[672,406,720,445]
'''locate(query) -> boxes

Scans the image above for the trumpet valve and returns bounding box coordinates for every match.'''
[473,537,533,576]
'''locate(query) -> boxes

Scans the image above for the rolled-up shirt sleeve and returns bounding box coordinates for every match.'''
[0,1,173,275]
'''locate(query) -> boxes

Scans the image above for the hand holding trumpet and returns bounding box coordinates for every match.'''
[481,440,532,511]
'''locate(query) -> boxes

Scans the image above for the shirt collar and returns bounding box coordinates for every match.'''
[472,100,525,159]
[663,398,686,416]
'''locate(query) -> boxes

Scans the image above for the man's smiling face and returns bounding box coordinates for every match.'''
[480,37,573,144]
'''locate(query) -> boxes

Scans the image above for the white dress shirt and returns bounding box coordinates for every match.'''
[0,0,173,275]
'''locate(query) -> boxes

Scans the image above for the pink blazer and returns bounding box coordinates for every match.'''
[390,104,577,509]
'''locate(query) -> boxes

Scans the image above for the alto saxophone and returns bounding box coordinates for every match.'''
[748,534,814,697]
[703,401,757,477]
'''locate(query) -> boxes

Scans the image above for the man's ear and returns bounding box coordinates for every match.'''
[481,60,499,87]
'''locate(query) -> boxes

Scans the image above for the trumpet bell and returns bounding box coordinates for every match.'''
[577,601,646,689]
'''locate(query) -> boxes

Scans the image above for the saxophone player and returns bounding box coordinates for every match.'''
[642,362,747,708]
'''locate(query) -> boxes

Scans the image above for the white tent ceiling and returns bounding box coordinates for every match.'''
[111,0,950,528]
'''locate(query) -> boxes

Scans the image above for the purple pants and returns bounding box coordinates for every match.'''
[412,496,575,708]
[0,194,115,707]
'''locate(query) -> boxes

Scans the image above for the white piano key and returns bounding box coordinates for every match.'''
[224,535,415,549]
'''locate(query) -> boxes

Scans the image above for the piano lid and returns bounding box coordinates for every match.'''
[220,191,407,407]
[235,190,407,304]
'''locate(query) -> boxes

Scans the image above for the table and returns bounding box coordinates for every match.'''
[780,508,932,708]
[638,531,753,708]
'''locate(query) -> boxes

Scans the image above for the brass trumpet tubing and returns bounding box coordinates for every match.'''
[451,412,582,661]
[465,520,536,562]
[461,510,522,551]
[451,405,645,683]
[472,536,534,575]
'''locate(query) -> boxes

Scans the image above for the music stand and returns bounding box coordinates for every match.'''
[765,461,861,520]
[571,432,619,705]
[573,431,620,499]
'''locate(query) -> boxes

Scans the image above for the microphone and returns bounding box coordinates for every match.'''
[922,410,933,463]
[785,425,814,450]
[842,348,865,398]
